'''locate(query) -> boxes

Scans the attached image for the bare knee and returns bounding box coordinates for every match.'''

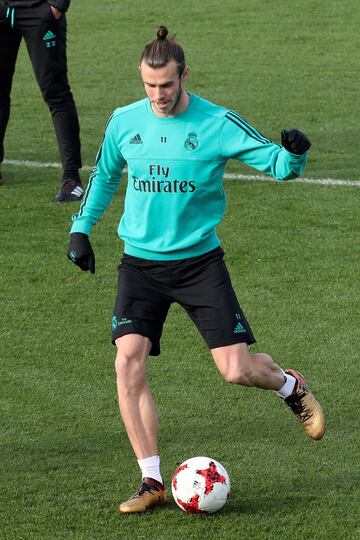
[115,350,139,379]
[115,353,146,395]
[222,361,254,385]
[114,334,151,392]
[212,344,277,387]
[212,344,252,385]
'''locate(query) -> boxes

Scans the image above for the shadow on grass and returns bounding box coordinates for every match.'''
[118,492,315,519]
[224,493,316,516]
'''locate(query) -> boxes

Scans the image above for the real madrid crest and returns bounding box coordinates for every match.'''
[184,132,199,151]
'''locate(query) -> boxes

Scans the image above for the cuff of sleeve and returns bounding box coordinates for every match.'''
[286,149,307,165]
[278,149,307,180]
[70,217,93,237]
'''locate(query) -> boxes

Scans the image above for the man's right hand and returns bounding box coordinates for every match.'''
[67,233,95,274]
[281,129,311,155]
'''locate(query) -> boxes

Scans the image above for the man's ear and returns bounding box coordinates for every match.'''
[181,65,190,84]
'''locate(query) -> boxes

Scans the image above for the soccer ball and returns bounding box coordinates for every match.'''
[172,456,230,514]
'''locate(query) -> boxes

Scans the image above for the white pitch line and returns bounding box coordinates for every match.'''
[3,158,360,187]
[3,158,93,172]
[223,172,360,187]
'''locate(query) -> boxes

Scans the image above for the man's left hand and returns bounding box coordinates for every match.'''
[281,129,311,155]
[67,233,95,274]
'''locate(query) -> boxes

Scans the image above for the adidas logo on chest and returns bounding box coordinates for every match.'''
[129,133,143,144]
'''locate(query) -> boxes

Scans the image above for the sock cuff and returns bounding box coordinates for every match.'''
[276,370,296,399]
[137,455,162,484]
[137,455,160,467]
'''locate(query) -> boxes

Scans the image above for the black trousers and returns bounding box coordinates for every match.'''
[0,2,81,173]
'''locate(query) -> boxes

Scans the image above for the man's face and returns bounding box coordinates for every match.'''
[140,59,189,117]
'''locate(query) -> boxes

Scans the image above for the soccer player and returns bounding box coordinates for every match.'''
[67,26,325,513]
[0,0,83,201]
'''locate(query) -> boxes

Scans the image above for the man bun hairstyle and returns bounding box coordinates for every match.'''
[140,26,186,76]
[156,26,168,40]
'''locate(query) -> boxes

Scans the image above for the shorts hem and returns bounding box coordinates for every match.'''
[207,336,256,350]
[111,328,160,356]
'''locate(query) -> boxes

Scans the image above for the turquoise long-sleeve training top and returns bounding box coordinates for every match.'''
[71,93,307,260]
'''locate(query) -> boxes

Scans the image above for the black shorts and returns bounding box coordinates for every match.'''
[112,247,255,356]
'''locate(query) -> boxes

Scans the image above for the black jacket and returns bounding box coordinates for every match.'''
[1,0,70,12]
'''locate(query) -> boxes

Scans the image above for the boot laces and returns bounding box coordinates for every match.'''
[288,390,313,423]
[130,481,160,500]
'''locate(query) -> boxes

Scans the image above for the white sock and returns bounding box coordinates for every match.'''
[276,370,296,399]
[137,455,163,484]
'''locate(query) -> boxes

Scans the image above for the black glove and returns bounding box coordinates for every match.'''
[67,233,95,274]
[281,129,311,155]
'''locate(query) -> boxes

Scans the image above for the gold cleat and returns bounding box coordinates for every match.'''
[284,369,325,440]
[119,477,166,513]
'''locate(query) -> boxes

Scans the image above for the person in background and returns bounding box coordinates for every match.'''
[0,0,83,202]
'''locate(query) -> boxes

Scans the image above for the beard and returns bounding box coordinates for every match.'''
[153,84,183,116]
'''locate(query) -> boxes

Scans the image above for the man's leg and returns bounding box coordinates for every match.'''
[212,342,325,440]
[21,4,82,201]
[115,333,166,513]
[212,342,284,389]
[115,333,158,458]
[0,21,22,181]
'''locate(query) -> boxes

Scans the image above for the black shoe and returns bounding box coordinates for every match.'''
[55,179,84,203]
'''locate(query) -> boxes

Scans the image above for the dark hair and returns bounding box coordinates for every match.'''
[140,26,186,76]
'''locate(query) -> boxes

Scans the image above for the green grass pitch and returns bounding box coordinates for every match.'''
[0,1,359,538]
